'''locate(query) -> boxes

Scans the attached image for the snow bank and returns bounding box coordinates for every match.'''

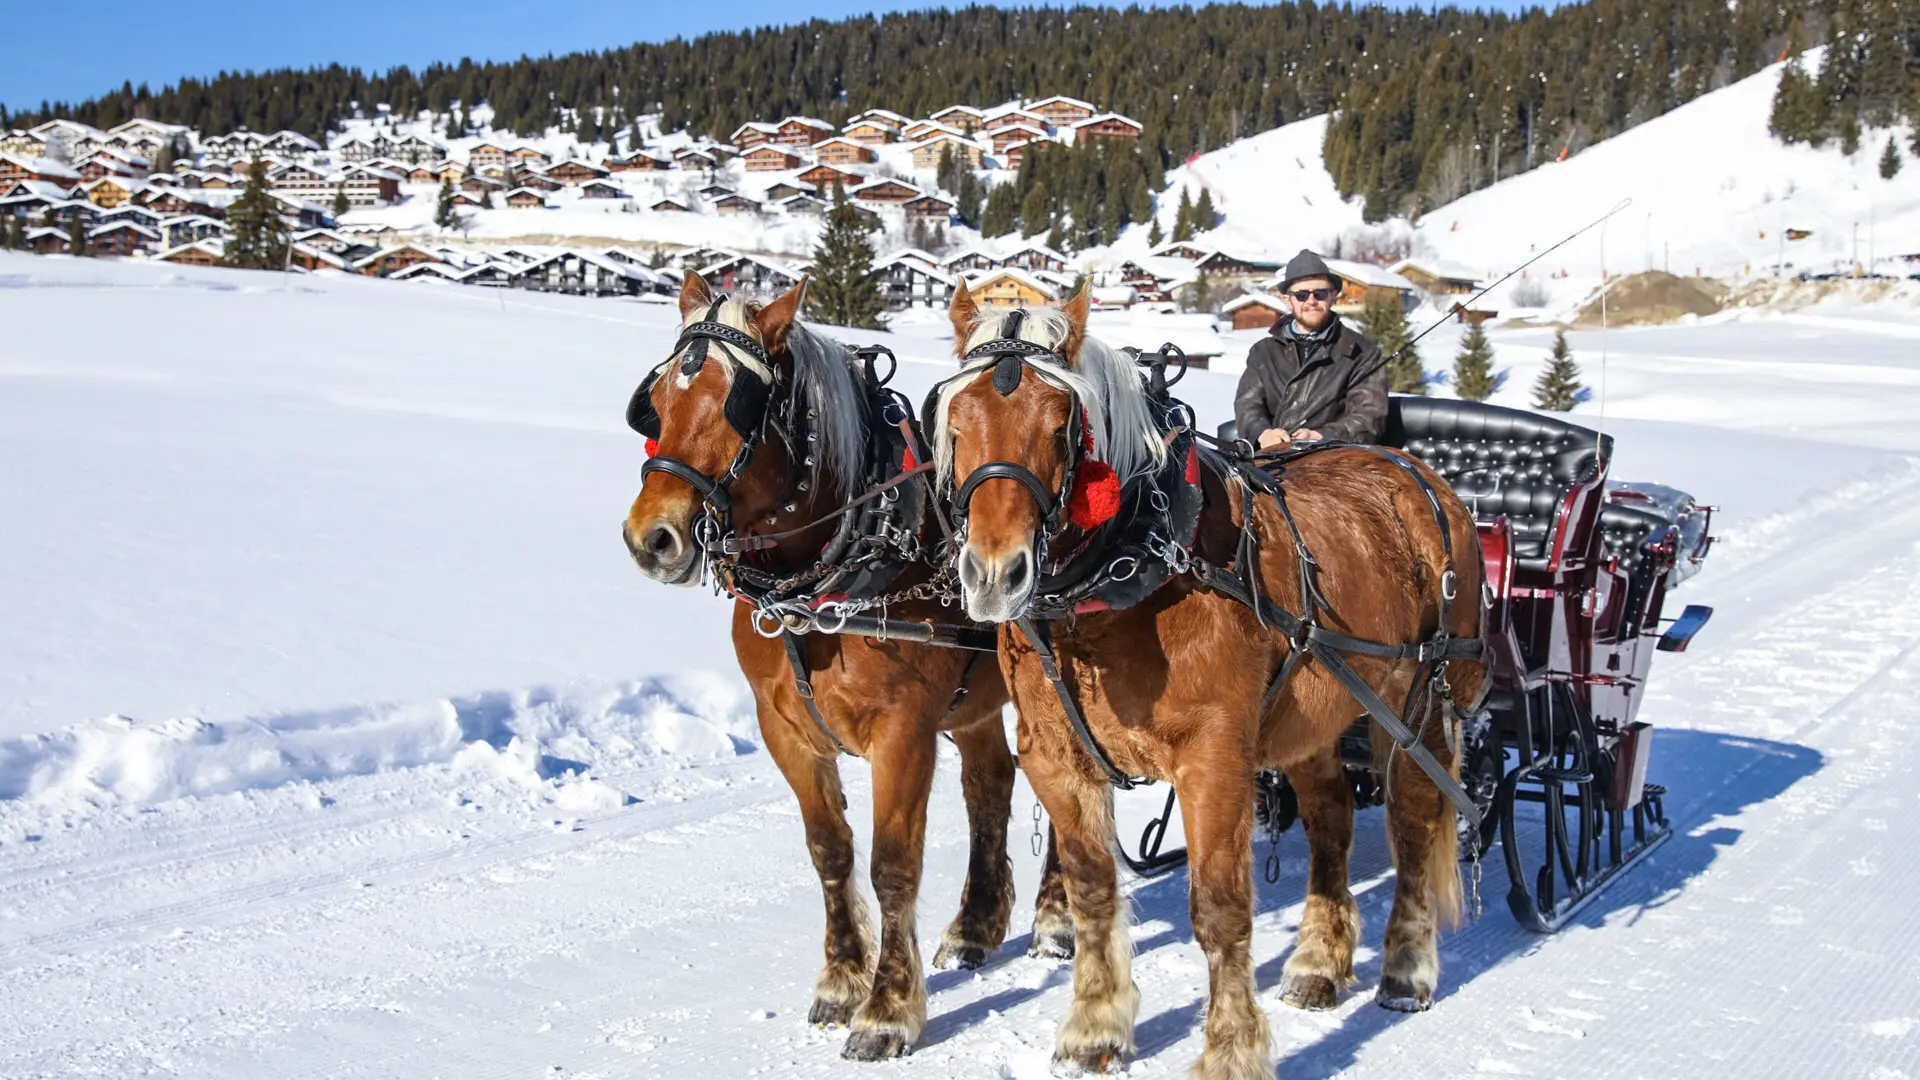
[0,674,756,811]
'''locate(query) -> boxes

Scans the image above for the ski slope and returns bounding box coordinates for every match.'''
[3,254,1920,1078]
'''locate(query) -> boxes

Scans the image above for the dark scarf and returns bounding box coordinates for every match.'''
[1282,314,1341,362]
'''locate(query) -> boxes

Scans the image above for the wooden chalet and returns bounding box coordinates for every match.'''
[942,248,998,273]
[1073,113,1143,142]
[1222,292,1287,330]
[160,215,227,249]
[700,252,801,294]
[963,267,1057,310]
[434,160,467,181]
[1390,258,1481,295]
[545,159,609,186]
[650,197,691,212]
[515,172,563,192]
[901,120,963,143]
[814,137,877,167]
[143,190,224,219]
[673,147,718,170]
[711,193,763,216]
[929,106,984,134]
[405,165,437,184]
[579,180,626,199]
[742,146,802,172]
[86,221,160,256]
[1001,140,1044,169]
[773,117,835,147]
[873,253,954,310]
[0,153,82,187]
[459,175,503,195]
[158,240,223,266]
[27,227,70,255]
[910,134,984,171]
[390,261,464,282]
[982,108,1046,133]
[81,177,136,208]
[762,180,815,202]
[448,190,489,207]
[1029,95,1097,127]
[730,122,780,149]
[337,166,401,206]
[777,194,826,217]
[288,243,348,272]
[1322,258,1417,314]
[353,245,443,278]
[902,193,955,222]
[76,158,137,183]
[850,178,919,205]
[512,250,646,297]
[989,124,1049,154]
[505,187,549,209]
[998,242,1068,273]
[467,143,509,168]
[507,146,550,166]
[458,263,516,287]
[841,120,899,146]
[1195,250,1283,283]
[607,152,670,172]
[696,183,736,199]
[796,164,863,190]
[290,228,356,254]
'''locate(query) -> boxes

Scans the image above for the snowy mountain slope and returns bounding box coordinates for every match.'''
[5,255,1920,1078]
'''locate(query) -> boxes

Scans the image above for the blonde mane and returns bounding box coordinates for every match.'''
[930,304,1169,487]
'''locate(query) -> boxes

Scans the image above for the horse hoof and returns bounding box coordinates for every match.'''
[1028,929,1075,960]
[809,997,857,1027]
[933,941,989,970]
[1051,1043,1127,1075]
[1374,975,1433,1013]
[1279,973,1339,1011]
[841,1028,912,1060]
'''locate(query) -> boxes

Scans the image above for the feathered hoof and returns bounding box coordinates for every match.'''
[1278,972,1340,1011]
[809,995,859,1027]
[933,939,990,970]
[1374,974,1434,1013]
[841,1026,913,1061]
[1051,1042,1128,1075]
[1028,928,1076,960]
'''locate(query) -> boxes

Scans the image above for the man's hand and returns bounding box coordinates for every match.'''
[1289,428,1324,442]
[1257,428,1291,450]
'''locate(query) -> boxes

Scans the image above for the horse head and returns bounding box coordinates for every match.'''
[930,281,1166,622]
[622,270,810,585]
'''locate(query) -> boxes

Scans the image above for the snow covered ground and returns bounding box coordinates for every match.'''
[4,253,1920,1078]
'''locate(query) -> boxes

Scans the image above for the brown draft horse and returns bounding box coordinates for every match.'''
[930,284,1487,1080]
[623,273,1069,1061]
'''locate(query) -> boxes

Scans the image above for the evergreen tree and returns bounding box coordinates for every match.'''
[224,156,290,270]
[4,215,18,250]
[1882,136,1904,179]
[1190,272,1213,313]
[1531,328,1584,411]
[434,175,457,228]
[805,180,885,330]
[1019,181,1049,239]
[1361,291,1425,394]
[931,221,947,252]
[331,181,350,218]
[1452,321,1498,401]
[955,171,983,229]
[1173,188,1194,242]
[1841,115,1863,155]
[68,214,88,256]
[481,187,495,209]
[1147,217,1164,248]
[981,182,1018,238]
[1193,187,1217,232]
[1046,217,1068,254]
[445,111,460,140]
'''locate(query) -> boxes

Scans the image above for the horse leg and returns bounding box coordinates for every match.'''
[1173,754,1274,1080]
[932,712,1018,970]
[1276,744,1360,1011]
[1029,824,1076,959]
[760,709,873,1028]
[841,719,939,1060]
[1029,756,1137,1072]
[1377,699,1463,1012]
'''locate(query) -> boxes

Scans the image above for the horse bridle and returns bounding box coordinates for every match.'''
[626,297,798,546]
[932,310,1087,543]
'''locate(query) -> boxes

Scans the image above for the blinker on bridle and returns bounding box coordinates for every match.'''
[626,296,785,525]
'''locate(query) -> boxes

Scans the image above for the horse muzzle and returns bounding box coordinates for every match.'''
[623,516,702,586]
[957,542,1036,623]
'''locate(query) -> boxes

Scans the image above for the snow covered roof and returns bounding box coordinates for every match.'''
[521,249,648,279]
[1029,95,1096,113]
[350,245,443,269]
[698,251,801,278]
[1073,113,1142,131]
[930,105,984,120]
[86,221,160,239]
[780,116,835,132]
[158,239,225,260]
[2,179,77,202]
[997,240,1069,265]
[1222,291,1288,313]
[961,266,1058,296]
[851,178,923,198]
[2,153,81,180]
[1389,257,1483,285]
[392,261,463,281]
[1321,258,1414,291]
[850,108,912,126]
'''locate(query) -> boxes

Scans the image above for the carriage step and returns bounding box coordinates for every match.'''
[1533,766,1593,784]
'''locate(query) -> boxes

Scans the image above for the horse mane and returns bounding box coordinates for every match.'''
[932,303,1168,487]
[665,294,870,498]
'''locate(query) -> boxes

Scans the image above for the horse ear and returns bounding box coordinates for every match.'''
[678,270,716,321]
[948,279,980,355]
[753,276,808,354]
[1062,284,1091,363]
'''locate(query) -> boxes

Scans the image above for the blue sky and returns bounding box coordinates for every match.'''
[2,1,1549,115]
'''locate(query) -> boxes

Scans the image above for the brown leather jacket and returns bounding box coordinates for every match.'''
[1233,316,1388,445]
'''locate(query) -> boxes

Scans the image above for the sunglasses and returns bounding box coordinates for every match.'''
[1289,288,1336,303]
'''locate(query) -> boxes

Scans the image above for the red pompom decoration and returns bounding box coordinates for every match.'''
[1068,458,1122,529]
[901,442,918,469]
[644,437,659,456]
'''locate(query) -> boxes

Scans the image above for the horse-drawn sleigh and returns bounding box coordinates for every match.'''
[622,273,1712,1078]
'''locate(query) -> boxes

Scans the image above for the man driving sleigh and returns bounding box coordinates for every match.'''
[1233,249,1389,449]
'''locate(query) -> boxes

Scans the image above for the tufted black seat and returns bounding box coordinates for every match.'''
[1597,503,1675,576]
[1381,397,1612,572]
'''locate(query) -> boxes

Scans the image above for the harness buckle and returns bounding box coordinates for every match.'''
[1108,555,1139,582]
[1441,569,1459,601]
[751,608,786,638]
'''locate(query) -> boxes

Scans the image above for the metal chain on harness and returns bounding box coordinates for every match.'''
[1263,802,1284,885]
[1030,799,1046,858]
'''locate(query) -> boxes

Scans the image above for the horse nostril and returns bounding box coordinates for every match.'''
[644,525,680,558]
[1003,552,1031,594]
[959,548,985,589]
